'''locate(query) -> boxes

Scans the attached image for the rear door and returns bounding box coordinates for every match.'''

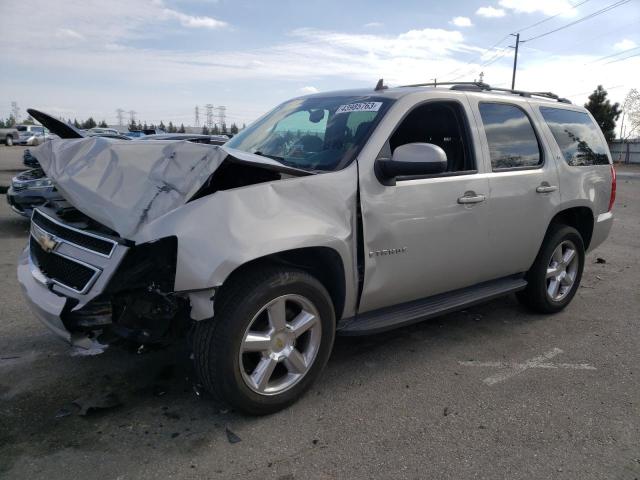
[467,97,561,279]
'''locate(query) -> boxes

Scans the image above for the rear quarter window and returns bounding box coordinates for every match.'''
[539,107,609,166]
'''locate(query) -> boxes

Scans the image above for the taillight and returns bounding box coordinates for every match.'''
[608,164,616,212]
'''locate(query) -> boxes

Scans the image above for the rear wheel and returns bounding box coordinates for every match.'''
[5,136,13,146]
[193,266,335,415]
[517,224,585,313]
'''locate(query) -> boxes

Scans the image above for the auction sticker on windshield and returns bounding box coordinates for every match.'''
[335,102,383,114]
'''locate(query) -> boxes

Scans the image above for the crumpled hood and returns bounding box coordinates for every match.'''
[34,137,228,238]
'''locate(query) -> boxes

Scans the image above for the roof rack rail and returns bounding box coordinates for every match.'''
[397,81,572,104]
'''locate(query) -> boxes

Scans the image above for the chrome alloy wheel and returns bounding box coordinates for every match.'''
[546,240,579,302]
[239,294,322,395]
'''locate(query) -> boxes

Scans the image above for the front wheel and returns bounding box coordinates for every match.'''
[193,266,335,415]
[5,136,13,146]
[517,224,585,313]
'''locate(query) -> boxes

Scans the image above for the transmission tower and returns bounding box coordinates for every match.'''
[194,106,200,127]
[116,108,125,126]
[205,104,214,129]
[128,110,137,125]
[11,101,20,123]
[216,106,226,132]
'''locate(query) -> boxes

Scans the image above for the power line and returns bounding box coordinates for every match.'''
[587,46,640,64]
[604,52,640,64]
[522,0,632,43]
[443,0,593,82]
[516,0,593,33]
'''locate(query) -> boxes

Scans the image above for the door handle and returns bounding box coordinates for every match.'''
[536,184,558,193]
[457,193,486,204]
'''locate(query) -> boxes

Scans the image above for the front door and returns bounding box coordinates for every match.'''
[357,98,494,313]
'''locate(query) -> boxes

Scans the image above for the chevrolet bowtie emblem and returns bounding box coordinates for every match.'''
[31,224,58,253]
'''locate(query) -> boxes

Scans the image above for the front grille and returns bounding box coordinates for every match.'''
[30,236,98,292]
[32,210,116,256]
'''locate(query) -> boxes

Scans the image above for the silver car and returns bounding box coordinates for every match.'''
[18,83,615,414]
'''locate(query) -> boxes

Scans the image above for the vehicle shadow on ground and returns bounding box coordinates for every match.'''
[0,294,548,474]
[0,206,29,239]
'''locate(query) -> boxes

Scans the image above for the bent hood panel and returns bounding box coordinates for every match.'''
[35,137,228,238]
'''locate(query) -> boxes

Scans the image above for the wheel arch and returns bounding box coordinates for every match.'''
[547,206,594,249]
[219,246,347,321]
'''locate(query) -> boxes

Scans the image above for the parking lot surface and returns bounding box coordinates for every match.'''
[1,145,639,479]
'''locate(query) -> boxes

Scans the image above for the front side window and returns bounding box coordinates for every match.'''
[225,95,392,172]
[539,107,609,166]
[387,101,475,173]
[479,103,541,170]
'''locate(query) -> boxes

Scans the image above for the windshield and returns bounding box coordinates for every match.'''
[226,95,393,171]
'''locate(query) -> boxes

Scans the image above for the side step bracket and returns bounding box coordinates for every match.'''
[337,275,527,335]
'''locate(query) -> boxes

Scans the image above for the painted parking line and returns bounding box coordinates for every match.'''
[459,348,596,385]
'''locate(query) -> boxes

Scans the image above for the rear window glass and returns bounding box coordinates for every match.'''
[539,107,609,166]
[479,103,541,170]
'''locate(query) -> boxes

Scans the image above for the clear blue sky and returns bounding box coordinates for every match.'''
[0,0,638,127]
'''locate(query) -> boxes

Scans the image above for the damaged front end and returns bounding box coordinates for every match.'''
[18,202,189,351]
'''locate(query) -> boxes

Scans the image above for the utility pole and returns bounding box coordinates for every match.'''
[194,106,200,127]
[116,108,125,126]
[510,33,520,90]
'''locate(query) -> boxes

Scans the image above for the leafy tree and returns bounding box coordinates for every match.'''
[74,118,81,128]
[159,121,166,131]
[212,124,220,135]
[201,125,210,135]
[230,123,239,134]
[143,122,149,130]
[584,85,621,142]
[167,121,175,133]
[98,120,108,128]
[178,123,186,133]
[23,115,35,125]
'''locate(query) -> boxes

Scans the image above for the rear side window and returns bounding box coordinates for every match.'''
[479,103,541,170]
[539,107,609,166]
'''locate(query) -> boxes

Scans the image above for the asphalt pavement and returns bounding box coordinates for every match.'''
[0,145,638,479]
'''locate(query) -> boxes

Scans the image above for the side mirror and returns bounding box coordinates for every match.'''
[376,143,447,181]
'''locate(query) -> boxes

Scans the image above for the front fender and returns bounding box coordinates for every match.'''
[134,162,359,316]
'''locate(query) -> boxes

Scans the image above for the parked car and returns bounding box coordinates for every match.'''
[126,130,146,139]
[6,169,56,217]
[16,125,46,145]
[87,127,120,136]
[23,148,40,168]
[0,126,20,146]
[138,133,229,145]
[18,84,615,414]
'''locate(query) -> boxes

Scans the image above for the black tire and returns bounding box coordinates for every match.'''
[517,224,585,314]
[193,266,335,415]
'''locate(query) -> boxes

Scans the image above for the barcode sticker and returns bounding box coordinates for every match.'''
[335,102,383,114]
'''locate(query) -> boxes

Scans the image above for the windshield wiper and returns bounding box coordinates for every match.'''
[253,151,285,162]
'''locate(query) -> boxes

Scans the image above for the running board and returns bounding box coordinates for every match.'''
[338,275,527,336]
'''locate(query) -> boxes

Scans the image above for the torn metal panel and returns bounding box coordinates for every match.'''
[34,137,227,238]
